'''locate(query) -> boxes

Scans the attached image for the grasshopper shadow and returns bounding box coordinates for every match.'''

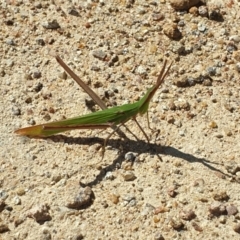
[49,135,230,187]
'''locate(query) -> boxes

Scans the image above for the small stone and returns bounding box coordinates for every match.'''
[170,0,200,10]
[5,38,15,45]
[36,38,45,46]
[189,6,198,16]
[153,216,160,223]
[122,171,136,181]
[236,63,240,73]
[34,82,43,92]
[32,71,42,79]
[152,13,164,21]
[163,23,182,40]
[0,68,5,77]
[192,221,203,232]
[209,121,217,128]
[0,199,6,212]
[154,206,169,214]
[226,205,238,216]
[5,18,14,25]
[167,115,175,124]
[104,171,115,180]
[202,79,212,86]
[12,106,21,116]
[67,7,79,16]
[92,50,107,60]
[167,187,177,198]
[34,2,42,8]
[233,223,240,233]
[42,19,60,29]
[219,215,227,224]
[213,191,229,201]
[66,187,94,209]
[225,163,240,175]
[24,73,32,80]
[109,194,119,204]
[16,188,26,196]
[209,202,226,216]
[209,7,223,21]
[180,209,196,221]
[125,152,135,161]
[154,233,165,240]
[0,223,10,233]
[170,217,184,230]
[58,71,68,80]
[13,196,21,205]
[214,133,223,139]
[27,204,51,223]
[108,54,119,67]
[199,6,208,17]
[6,59,14,67]
[174,77,188,87]
[135,65,147,75]
[122,195,135,202]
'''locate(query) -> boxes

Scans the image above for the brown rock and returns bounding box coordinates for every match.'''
[170,0,201,11]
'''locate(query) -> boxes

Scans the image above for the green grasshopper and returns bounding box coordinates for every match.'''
[15,56,172,154]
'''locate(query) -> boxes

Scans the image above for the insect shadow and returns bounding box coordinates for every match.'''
[49,134,230,187]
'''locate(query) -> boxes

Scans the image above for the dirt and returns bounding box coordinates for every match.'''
[1,0,240,239]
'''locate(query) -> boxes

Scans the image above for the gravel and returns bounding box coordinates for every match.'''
[1,0,240,239]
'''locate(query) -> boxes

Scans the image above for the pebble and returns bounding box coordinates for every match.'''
[66,186,94,209]
[12,106,21,116]
[36,38,45,46]
[0,223,10,233]
[154,233,165,240]
[191,221,203,232]
[163,23,182,40]
[209,121,217,128]
[34,82,43,92]
[170,0,200,10]
[214,133,223,139]
[104,171,115,180]
[226,205,238,216]
[225,163,240,175]
[58,71,68,80]
[109,194,119,204]
[42,20,60,29]
[5,38,15,45]
[67,7,79,17]
[0,199,6,212]
[16,188,26,196]
[235,63,240,72]
[198,5,208,17]
[125,152,135,161]
[92,50,107,60]
[6,59,14,67]
[212,191,229,201]
[198,23,206,32]
[135,65,147,75]
[27,204,51,223]
[32,71,42,79]
[219,215,227,224]
[121,171,136,181]
[180,209,196,221]
[229,35,240,43]
[152,13,164,21]
[13,196,21,205]
[209,202,226,216]
[173,77,188,87]
[170,217,184,230]
[233,223,240,233]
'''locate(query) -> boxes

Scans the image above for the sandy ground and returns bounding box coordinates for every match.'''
[1,0,240,239]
